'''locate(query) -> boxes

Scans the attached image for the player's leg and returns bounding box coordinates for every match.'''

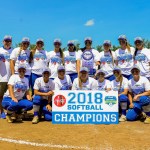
[32,95,42,124]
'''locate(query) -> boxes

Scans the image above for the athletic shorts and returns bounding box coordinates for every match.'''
[0,82,8,96]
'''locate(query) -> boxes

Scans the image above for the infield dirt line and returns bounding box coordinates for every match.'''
[0,137,91,150]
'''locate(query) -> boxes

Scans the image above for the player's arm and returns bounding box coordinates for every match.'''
[26,90,32,101]
[119,89,128,96]
[128,92,134,108]
[10,59,15,75]
[8,85,18,102]
[34,89,53,96]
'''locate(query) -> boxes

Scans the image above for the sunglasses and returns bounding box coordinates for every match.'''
[119,40,126,43]
[131,70,139,73]
[58,70,65,72]
[23,42,30,45]
[43,71,50,74]
[18,69,26,72]
[4,40,12,43]
[85,41,92,44]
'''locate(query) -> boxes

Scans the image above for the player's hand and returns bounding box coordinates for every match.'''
[133,95,139,101]
[26,95,32,101]
[46,104,52,111]
[47,91,54,96]
[129,103,134,108]
[12,97,18,103]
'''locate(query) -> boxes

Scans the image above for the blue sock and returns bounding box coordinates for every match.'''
[122,109,126,116]
[145,112,150,117]
[34,112,39,116]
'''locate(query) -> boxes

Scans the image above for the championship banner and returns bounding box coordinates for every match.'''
[52,91,118,124]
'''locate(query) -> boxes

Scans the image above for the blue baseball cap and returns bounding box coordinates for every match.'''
[54,39,61,44]
[84,37,92,42]
[80,67,89,72]
[103,40,111,45]
[134,37,143,42]
[3,35,12,41]
[18,64,26,70]
[22,37,30,43]
[36,38,44,43]
[42,68,51,74]
[57,65,65,71]
[67,40,74,46]
[118,35,127,41]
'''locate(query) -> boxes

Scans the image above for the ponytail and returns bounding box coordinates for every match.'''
[118,74,123,92]
[126,42,131,53]
[18,44,24,56]
[29,45,37,63]
[81,47,86,52]
[59,48,64,65]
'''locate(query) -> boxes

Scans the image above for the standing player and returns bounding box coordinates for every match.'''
[99,40,116,81]
[77,37,100,77]
[54,66,72,90]
[0,35,13,118]
[10,37,31,81]
[134,37,150,81]
[72,67,98,90]
[64,41,78,82]
[126,65,150,124]
[30,38,47,94]
[115,35,135,80]
[32,68,54,124]
[95,69,111,91]
[111,67,129,122]
[47,39,64,79]
[2,64,33,123]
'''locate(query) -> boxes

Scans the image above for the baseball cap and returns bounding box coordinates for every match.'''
[80,67,89,72]
[18,64,26,70]
[118,35,127,41]
[54,39,61,44]
[3,35,12,41]
[42,68,51,74]
[96,69,106,76]
[103,40,111,45]
[84,37,92,42]
[131,65,140,72]
[22,37,30,43]
[57,65,65,71]
[36,38,44,43]
[134,37,143,42]
[67,40,74,46]
[113,66,121,72]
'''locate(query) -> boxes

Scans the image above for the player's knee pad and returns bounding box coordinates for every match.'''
[133,102,142,114]
[25,101,33,111]
[33,96,42,105]
[43,106,52,121]
[119,94,128,102]
[139,96,150,106]
[142,104,150,113]
[126,109,138,121]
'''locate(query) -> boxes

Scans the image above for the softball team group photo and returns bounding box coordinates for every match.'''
[0,34,150,124]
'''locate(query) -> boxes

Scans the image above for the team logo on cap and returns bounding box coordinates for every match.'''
[54,95,66,107]
[104,96,117,107]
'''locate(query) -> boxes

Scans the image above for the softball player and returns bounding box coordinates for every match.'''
[64,41,78,82]
[95,69,111,91]
[10,37,31,81]
[99,40,116,81]
[77,37,100,77]
[111,66,129,122]
[47,39,64,79]
[0,35,13,119]
[54,65,72,90]
[126,65,150,124]
[32,68,54,124]
[115,35,135,80]
[72,67,98,90]
[30,38,47,94]
[2,64,33,123]
[134,37,150,81]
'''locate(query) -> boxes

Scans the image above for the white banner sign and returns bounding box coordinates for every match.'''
[52,90,118,124]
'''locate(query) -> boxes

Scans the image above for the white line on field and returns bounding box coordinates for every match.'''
[0,137,90,150]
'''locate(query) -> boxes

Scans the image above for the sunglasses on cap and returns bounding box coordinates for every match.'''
[54,42,61,46]
[4,40,12,43]
[135,41,143,44]
[68,44,74,47]
[37,42,44,45]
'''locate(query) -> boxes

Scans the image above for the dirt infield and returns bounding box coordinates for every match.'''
[0,118,149,150]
